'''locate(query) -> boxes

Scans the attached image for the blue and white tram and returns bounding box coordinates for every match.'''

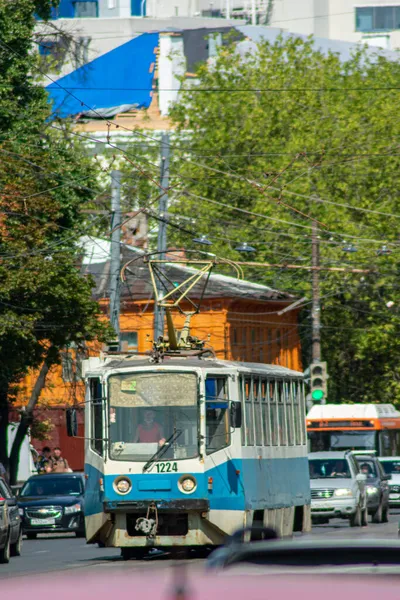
[81,355,311,556]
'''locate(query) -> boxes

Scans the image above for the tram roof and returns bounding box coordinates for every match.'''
[88,356,303,379]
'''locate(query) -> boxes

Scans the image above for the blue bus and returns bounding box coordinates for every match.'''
[78,355,310,558]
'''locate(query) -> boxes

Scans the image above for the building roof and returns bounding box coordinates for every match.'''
[235,25,399,63]
[46,33,159,118]
[80,236,294,303]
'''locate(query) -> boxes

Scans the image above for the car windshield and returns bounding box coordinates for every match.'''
[309,458,351,478]
[20,477,83,497]
[380,460,400,475]
[356,459,377,478]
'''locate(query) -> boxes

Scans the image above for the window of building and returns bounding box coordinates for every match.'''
[73,1,98,18]
[205,376,230,453]
[90,378,103,455]
[356,6,400,32]
[120,331,138,352]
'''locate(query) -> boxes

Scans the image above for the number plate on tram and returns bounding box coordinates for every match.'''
[156,462,178,473]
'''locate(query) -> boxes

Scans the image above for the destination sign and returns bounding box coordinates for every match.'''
[309,420,375,428]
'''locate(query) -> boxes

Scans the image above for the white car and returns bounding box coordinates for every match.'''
[309,451,367,526]
[379,457,400,507]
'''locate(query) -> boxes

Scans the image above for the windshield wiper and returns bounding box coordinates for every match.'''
[142,429,182,473]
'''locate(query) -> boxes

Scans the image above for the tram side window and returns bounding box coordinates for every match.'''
[90,378,103,455]
[277,381,287,446]
[205,376,230,454]
[285,381,294,446]
[261,379,270,446]
[270,380,278,446]
[292,380,301,445]
[253,377,263,446]
[245,377,254,446]
[239,376,246,446]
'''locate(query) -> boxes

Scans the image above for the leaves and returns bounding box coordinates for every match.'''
[169,35,400,405]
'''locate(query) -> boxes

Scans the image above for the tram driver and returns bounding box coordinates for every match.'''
[133,409,166,446]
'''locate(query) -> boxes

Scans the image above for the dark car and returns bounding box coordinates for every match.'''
[0,478,22,559]
[354,454,390,523]
[18,472,85,539]
[0,490,9,563]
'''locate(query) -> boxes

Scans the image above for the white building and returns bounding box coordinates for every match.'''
[269,0,400,49]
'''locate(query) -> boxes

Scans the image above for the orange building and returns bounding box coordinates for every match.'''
[15,238,303,469]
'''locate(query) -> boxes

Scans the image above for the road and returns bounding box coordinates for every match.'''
[1,510,399,579]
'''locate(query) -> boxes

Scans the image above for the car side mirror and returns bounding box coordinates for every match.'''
[66,408,78,437]
[383,474,392,481]
[356,473,367,482]
[230,402,242,428]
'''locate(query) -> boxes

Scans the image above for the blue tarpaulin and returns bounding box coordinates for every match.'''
[46,32,159,119]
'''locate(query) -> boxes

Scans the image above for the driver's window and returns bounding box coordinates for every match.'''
[205,376,230,454]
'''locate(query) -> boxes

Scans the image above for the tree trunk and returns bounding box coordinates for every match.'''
[9,358,51,486]
[0,383,9,478]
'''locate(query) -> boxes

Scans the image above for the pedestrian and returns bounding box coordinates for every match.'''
[37,446,52,474]
[50,447,71,473]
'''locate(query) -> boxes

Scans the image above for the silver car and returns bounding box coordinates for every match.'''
[309,451,367,527]
[379,457,400,507]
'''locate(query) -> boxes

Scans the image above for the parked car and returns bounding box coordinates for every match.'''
[309,451,367,526]
[0,477,22,558]
[18,472,85,539]
[353,453,390,523]
[0,491,9,563]
[379,457,400,508]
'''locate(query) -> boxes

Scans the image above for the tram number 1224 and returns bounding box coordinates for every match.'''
[155,462,178,473]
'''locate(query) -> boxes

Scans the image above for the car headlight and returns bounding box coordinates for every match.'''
[334,488,353,497]
[114,477,132,495]
[178,475,197,494]
[18,508,24,516]
[366,486,379,495]
[64,503,81,514]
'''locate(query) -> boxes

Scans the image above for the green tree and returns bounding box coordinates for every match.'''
[0,0,111,483]
[169,36,400,405]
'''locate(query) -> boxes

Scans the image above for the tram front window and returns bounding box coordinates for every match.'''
[308,430,377,452]
[108,372,198,461]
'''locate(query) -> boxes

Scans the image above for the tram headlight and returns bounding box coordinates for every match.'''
[334,488,353,497]
[114,477,132,495]
[178,475,197,494]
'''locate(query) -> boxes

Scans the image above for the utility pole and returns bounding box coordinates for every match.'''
[311,220,321,362]
[251,0,256,24]
[154,133,170,340]
[109,170,121,348]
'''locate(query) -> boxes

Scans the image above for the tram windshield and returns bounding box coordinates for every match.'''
[108,371,199,461]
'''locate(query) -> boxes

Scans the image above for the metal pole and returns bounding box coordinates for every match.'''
[311,220,321,362]
[154,133,170,340]
[110,170,121,347]
[226,0,230,19]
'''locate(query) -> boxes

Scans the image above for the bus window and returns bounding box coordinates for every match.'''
[253,377,263,446]
[245,377,254,446]
[205,376,230,454]
[277,381,287,446]
[261,379,270,446]
[90,378,103,456]
[269,380,278,446]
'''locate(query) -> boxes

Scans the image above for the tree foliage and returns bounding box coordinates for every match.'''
[0,0,111,480]
[169,36,400,405]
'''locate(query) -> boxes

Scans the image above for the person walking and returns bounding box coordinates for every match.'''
[49,447,71,473]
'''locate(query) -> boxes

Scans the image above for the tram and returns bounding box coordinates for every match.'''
[75,354,311,557]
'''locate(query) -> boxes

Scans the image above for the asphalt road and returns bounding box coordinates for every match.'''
[1,510,399,579]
